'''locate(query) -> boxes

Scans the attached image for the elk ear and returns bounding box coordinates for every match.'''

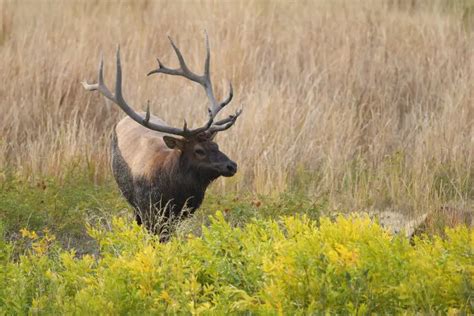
[163,136,185,150]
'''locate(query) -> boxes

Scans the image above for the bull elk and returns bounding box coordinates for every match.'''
[82,34,241,240]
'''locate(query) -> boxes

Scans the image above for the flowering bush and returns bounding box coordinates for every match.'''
[1,213,472,314]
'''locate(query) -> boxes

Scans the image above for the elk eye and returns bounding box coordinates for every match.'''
[195,148,206,156]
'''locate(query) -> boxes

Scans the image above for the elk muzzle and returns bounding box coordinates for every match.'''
[222,160,237,177]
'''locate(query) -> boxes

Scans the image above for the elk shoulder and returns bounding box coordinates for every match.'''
[115,113,179,181]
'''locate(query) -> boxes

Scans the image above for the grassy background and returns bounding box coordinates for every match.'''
[0,0,473,239]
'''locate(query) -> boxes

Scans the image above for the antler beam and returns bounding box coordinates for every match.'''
[83,34,241,138]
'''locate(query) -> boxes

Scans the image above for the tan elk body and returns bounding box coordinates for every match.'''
[115,115,179,180]
[83,34,241,240]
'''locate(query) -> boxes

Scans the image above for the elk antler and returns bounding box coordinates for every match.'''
[82,34,241,138]
[82,47,214,137]
[147,32,241,134]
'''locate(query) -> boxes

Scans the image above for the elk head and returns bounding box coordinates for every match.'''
[162,132,237,180]
[82,33,241,182]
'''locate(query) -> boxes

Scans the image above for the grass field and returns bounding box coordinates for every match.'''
[0,0,473,313]
[1,0,473,216]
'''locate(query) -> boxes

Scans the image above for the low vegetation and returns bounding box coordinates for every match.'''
[1,172,472,313]
[1,214,472,314]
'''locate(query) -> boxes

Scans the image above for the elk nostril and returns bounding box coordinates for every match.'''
[227,162,237,173]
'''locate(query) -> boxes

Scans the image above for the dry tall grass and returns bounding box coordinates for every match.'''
[0,0,473,217]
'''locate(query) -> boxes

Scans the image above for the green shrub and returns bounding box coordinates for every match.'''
[1,214,472,314]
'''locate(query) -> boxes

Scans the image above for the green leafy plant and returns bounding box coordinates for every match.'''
[1,214,472,314]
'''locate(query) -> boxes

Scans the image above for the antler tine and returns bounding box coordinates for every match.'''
[213,108,241,126]
[115,46,124,103]
[208,109,242,133]
[145,100,151,123]
[203,33,233,117]
[201,32,222,118]
[217,81,233,110]
[204,31,210,79]
[167,36,203,84]
[82,54,114,101]
[147,37,203,85]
